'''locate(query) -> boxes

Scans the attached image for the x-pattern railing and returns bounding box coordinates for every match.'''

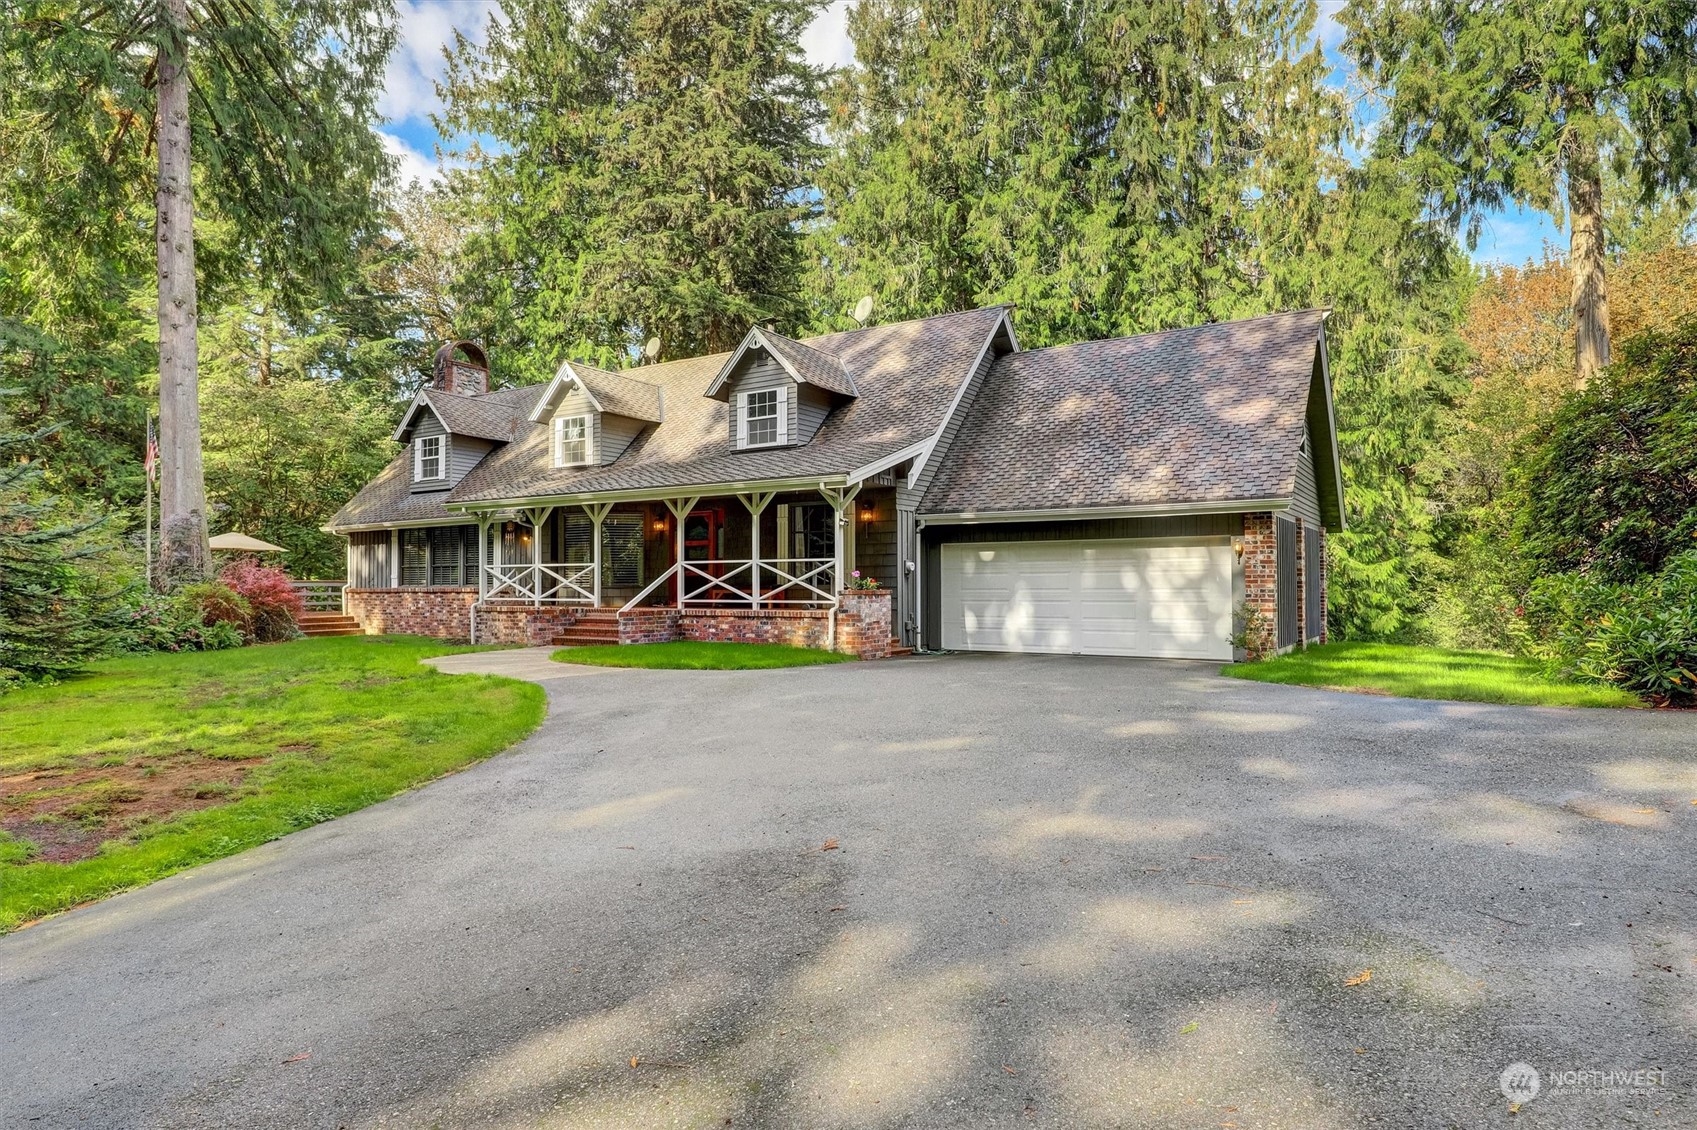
[678,558,836,607]
[484,562,597,603]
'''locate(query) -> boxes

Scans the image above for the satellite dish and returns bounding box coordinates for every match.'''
[643,336,662,361]
[851,295,875,326]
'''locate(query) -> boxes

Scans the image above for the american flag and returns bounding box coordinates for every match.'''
[144,419,158,484]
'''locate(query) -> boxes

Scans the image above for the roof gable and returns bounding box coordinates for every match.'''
[703,327,859,401]
[529,361,665,424]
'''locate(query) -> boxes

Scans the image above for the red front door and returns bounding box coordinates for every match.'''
[673,505,725,602]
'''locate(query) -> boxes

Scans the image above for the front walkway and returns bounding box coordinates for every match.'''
[3,655,1693,1127]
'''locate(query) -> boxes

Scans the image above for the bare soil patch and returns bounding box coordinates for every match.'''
[0,753,266,864]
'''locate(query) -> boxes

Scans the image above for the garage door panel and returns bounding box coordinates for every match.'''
[942,539,1231,660]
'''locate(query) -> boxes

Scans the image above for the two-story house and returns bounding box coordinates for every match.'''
[326,306,1343,659]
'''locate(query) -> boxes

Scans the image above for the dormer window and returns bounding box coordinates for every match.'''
[738,386,788,448]
[554,414,592,466]
[414,435,444,482]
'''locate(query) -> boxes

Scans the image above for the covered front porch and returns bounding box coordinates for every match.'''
[470,482,897,616]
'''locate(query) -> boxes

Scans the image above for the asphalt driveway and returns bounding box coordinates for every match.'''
[3,651,1693,1129]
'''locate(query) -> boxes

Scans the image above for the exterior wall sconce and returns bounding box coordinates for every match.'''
[859,502,876,523]
[1232,537,1245,559]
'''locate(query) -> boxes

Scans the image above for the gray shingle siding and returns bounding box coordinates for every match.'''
[348,529,393,587]
[1290,428,1321,526]
[724,355,797,446]
[408,411,449,494]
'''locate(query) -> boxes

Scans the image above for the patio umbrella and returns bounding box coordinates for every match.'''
[208,532,286,553]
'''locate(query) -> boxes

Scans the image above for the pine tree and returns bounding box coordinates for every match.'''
[442,0,825,369]
[0,395,110,688]
[1340,1,1697,385]
[1,1,397,582]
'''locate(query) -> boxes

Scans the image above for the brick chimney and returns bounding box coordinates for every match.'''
[433,340,490,397]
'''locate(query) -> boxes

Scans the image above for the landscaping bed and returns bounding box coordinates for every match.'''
[1221,641,1641,708]
[553,641,855,670]
[0,636,543,931]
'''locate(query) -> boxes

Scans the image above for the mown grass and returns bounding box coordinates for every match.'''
[552,641,855,670]
[0,636,544,932]
[1221,641,1640,708]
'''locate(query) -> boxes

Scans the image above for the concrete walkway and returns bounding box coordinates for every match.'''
[3,650,1694,1128]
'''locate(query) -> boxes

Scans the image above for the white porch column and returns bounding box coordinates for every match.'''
[583,502,613,606]
[738,491,775,609]
[664,496,701,608]
[475,516,490,600]
[819,483,862,599]
[390,528,400,587]
[526,506,553,606]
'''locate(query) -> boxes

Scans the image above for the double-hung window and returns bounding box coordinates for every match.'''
[738,386,787,448]
[554,415,591,466]
[414,434,444,481]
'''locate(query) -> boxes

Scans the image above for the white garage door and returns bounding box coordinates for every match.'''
[940,539,1234,659]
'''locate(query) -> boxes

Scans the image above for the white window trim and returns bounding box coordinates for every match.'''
[414,434,444,482]
[736,385,789,449]
[554,414,593,467]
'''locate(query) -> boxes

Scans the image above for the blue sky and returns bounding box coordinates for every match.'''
[378,0,1561,267]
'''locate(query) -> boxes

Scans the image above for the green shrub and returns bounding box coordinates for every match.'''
[1524,552,1697,705]
[110,591,245,653]
[176,582,252,635]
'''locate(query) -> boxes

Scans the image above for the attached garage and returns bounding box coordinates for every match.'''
[939,538,1234,660]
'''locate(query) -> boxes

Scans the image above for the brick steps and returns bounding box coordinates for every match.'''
[552,610,621,648]
[299,614,363,638]
[888,640,914,657]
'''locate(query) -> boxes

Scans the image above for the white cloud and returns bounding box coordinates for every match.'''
[381,131,441,187]
[1315,0,1349,52]
[380,0,501,128]
[801,0,857,72]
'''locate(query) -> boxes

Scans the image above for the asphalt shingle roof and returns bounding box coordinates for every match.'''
[918,310,1327,516]
[406,384,540,443]
[760,330,859,397]
[447,306,1008,504]
[567,364,665,423]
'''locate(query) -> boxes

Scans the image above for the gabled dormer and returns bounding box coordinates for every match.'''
[704,328,858,451]
[528,361,665,469]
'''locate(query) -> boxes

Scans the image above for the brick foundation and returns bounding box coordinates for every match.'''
[474,602,585,646]
[678,608,830,649]
[619,608,682,644]
[1240,514,1278,660]
[345,584,892,660]
[835,589,892,660]
[347,587,479,639]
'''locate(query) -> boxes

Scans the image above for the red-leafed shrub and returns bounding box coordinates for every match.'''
[219,559,304,643]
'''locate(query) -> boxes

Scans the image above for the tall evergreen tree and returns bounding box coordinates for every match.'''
[1,1,397,581]
[442,0,825,370]
[1340,1,1697,385]
[0,393,112,688]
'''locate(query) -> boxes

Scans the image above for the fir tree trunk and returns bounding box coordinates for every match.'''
[155,0,210,584]
[1568,138,1611,387]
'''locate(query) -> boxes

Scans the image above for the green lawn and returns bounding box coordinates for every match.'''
[0,636,544,932]
[1221,641,1640,708]
[553,641,855,670]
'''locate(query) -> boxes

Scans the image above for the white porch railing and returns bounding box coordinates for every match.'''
[619,558,836,613]
[484,562,597,604]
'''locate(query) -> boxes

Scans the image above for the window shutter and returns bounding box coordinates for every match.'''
[775,384,789,444]
[736,391,749,447]
[585,416,596,465]
[413,439,422,480]
[552,417,563,466]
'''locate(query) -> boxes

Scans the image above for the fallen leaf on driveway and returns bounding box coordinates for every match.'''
[631,1056,640,1069]
[1178,1020,1199,1034]
[1002,1065,1018,1075]
[282,1051,311,1065]
[1344,969,1373,987]
[821,839,839,852]
[1191,854,1225,861]
[828,905,847,912]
